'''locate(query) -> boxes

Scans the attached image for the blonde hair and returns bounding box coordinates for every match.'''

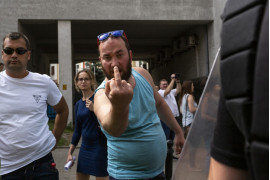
[74,69,96,93]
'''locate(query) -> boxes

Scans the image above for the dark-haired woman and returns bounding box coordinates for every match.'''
[179,80,201,171]
[179,81,198,137]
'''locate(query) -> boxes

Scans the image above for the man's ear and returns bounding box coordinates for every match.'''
[129,50,133,61]
[27,50,31,61]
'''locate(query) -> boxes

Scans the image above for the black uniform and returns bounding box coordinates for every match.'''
[211,0,269,179]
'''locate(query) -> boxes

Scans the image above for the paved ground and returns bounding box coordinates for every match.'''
[52,147,179,180]
[52,147,80,180]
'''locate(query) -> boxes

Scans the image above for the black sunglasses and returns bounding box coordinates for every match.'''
[3,47,28,55]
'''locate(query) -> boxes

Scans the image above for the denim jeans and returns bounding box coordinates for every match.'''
[2,152,59,180]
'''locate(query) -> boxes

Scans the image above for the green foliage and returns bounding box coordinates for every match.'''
[57,136,71,147]
[90,61,105,86]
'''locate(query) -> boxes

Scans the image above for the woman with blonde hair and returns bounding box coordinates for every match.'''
[66,69,108,180]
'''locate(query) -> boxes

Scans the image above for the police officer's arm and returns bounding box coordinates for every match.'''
[52,96,69,148]
[134,67,185,154]
[208,157,248,180]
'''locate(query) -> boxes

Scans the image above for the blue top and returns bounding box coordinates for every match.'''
[71,95,108,176]
[71,95,104,146]
[96,69,167,179]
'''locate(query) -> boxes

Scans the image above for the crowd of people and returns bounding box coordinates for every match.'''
[0,30,192,180]
[0,1,268,177]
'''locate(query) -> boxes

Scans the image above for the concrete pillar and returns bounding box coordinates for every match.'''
[207,0,228,69]
[58,21,73,126]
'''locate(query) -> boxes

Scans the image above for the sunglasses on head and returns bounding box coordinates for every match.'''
[3,47,28,55]
[97,30,128,46]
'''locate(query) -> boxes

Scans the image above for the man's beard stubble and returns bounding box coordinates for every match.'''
[102,58,132,81]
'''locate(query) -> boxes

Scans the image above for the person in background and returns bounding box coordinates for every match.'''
[179,81,197,137]
[179,80,200,171]
[0,62,4,71]
[0,32,69,179]
[94,30,184,179]
[67,69,108,180]
[158,74,181,142]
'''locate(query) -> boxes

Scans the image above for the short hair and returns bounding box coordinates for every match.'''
[159,78,168,85]
[74,69,96,93]
[2,32,31,50]
[0,62,3,66]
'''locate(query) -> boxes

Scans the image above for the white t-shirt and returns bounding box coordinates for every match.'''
[0,71,62,175]
[158,89,179,117]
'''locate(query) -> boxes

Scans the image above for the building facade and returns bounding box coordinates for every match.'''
[0,0,227,124]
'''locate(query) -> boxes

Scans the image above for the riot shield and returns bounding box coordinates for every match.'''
[172,48,221,180]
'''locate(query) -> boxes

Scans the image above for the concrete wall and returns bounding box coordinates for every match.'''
[0,0,212,20]
[150,0,228,84]
[0,0,213,39]
[151,25,209,83]
[207,0,228,67]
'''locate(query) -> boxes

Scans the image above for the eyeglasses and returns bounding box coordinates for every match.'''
[97,30,128,46]
[78,78,90,82]
[3,47,28,55]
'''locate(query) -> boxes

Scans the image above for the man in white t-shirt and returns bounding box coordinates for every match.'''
[0,32,69,179]
[158,74,181,141]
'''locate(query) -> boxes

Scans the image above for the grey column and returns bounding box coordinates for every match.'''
[207,0,227,69]
[58,21,73,125]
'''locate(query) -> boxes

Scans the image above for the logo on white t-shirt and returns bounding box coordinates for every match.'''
[33,95,42,103]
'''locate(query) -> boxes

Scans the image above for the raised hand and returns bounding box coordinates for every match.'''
[85,99,94,111]
[105,66,133,108]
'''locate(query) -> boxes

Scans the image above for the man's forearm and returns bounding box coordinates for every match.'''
[157,99,182,134]
[68,144,76,155]
[164,79,175,96]
[176,81,181,94]
[102,106,129,137]
[52,97,69,146]
[157,98,185,154]
[94,90,130,137]
[53,111,68,144]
